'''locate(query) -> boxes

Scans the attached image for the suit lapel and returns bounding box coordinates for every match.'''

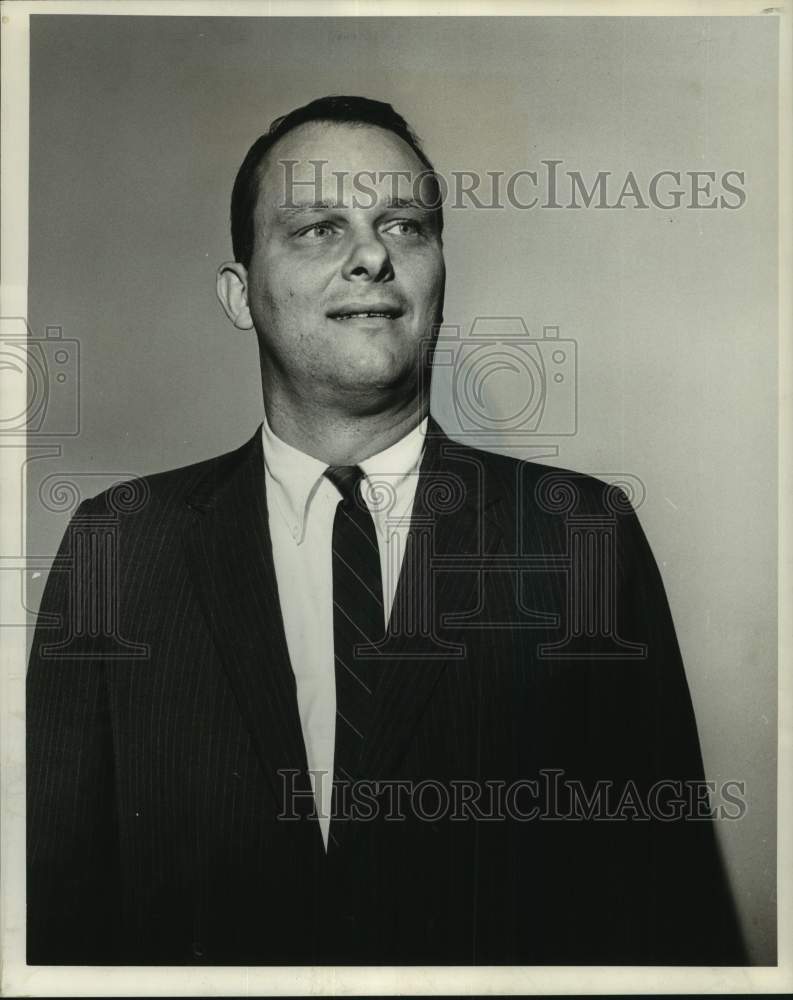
[181,427,319,833]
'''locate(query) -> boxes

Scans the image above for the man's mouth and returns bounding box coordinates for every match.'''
[328,306,403,321]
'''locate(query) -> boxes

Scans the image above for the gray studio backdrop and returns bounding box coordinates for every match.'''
[26,15,777,962]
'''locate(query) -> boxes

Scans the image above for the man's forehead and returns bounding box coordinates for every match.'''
[257,121,428,205]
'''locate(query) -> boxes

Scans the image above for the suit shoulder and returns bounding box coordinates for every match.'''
[78,429,259,520]
[442,436,629,514]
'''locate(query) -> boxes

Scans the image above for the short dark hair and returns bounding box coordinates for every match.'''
[230,95,444,266]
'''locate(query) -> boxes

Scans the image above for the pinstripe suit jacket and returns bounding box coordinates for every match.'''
[27,418,746,965]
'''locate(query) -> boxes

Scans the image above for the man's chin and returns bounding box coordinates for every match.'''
[326,357,420,402]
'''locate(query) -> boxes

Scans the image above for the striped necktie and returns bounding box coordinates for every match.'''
[323,465,385,844]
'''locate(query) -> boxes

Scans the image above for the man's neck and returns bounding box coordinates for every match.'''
[262,394,428,466]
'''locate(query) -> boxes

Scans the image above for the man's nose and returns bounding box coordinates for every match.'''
[341,230,394,282]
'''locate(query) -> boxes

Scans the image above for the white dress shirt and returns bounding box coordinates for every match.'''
[262,414,428,849]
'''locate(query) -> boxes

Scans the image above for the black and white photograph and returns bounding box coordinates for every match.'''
[0,1,790,995]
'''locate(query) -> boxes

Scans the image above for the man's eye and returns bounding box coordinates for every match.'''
[384,219,421,237]
[296,222,337,239]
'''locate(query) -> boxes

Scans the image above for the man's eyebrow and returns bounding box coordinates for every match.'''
[276,199,345,216]
[275,196,430,215]
[383,196,427,210]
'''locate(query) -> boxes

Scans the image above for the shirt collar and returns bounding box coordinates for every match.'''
[261,413,428,543]
[261,414,328,542]
[358,417,427,528]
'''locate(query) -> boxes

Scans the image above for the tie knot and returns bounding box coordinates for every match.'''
[324,464,366,506]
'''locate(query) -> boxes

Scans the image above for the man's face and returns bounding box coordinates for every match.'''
[242,121,445,407]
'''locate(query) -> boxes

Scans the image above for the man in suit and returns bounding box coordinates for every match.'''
[27,96,746,966]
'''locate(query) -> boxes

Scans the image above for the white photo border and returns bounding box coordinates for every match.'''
[1,1,790,995]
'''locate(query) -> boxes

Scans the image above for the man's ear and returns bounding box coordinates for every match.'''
[216,261,255,330]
